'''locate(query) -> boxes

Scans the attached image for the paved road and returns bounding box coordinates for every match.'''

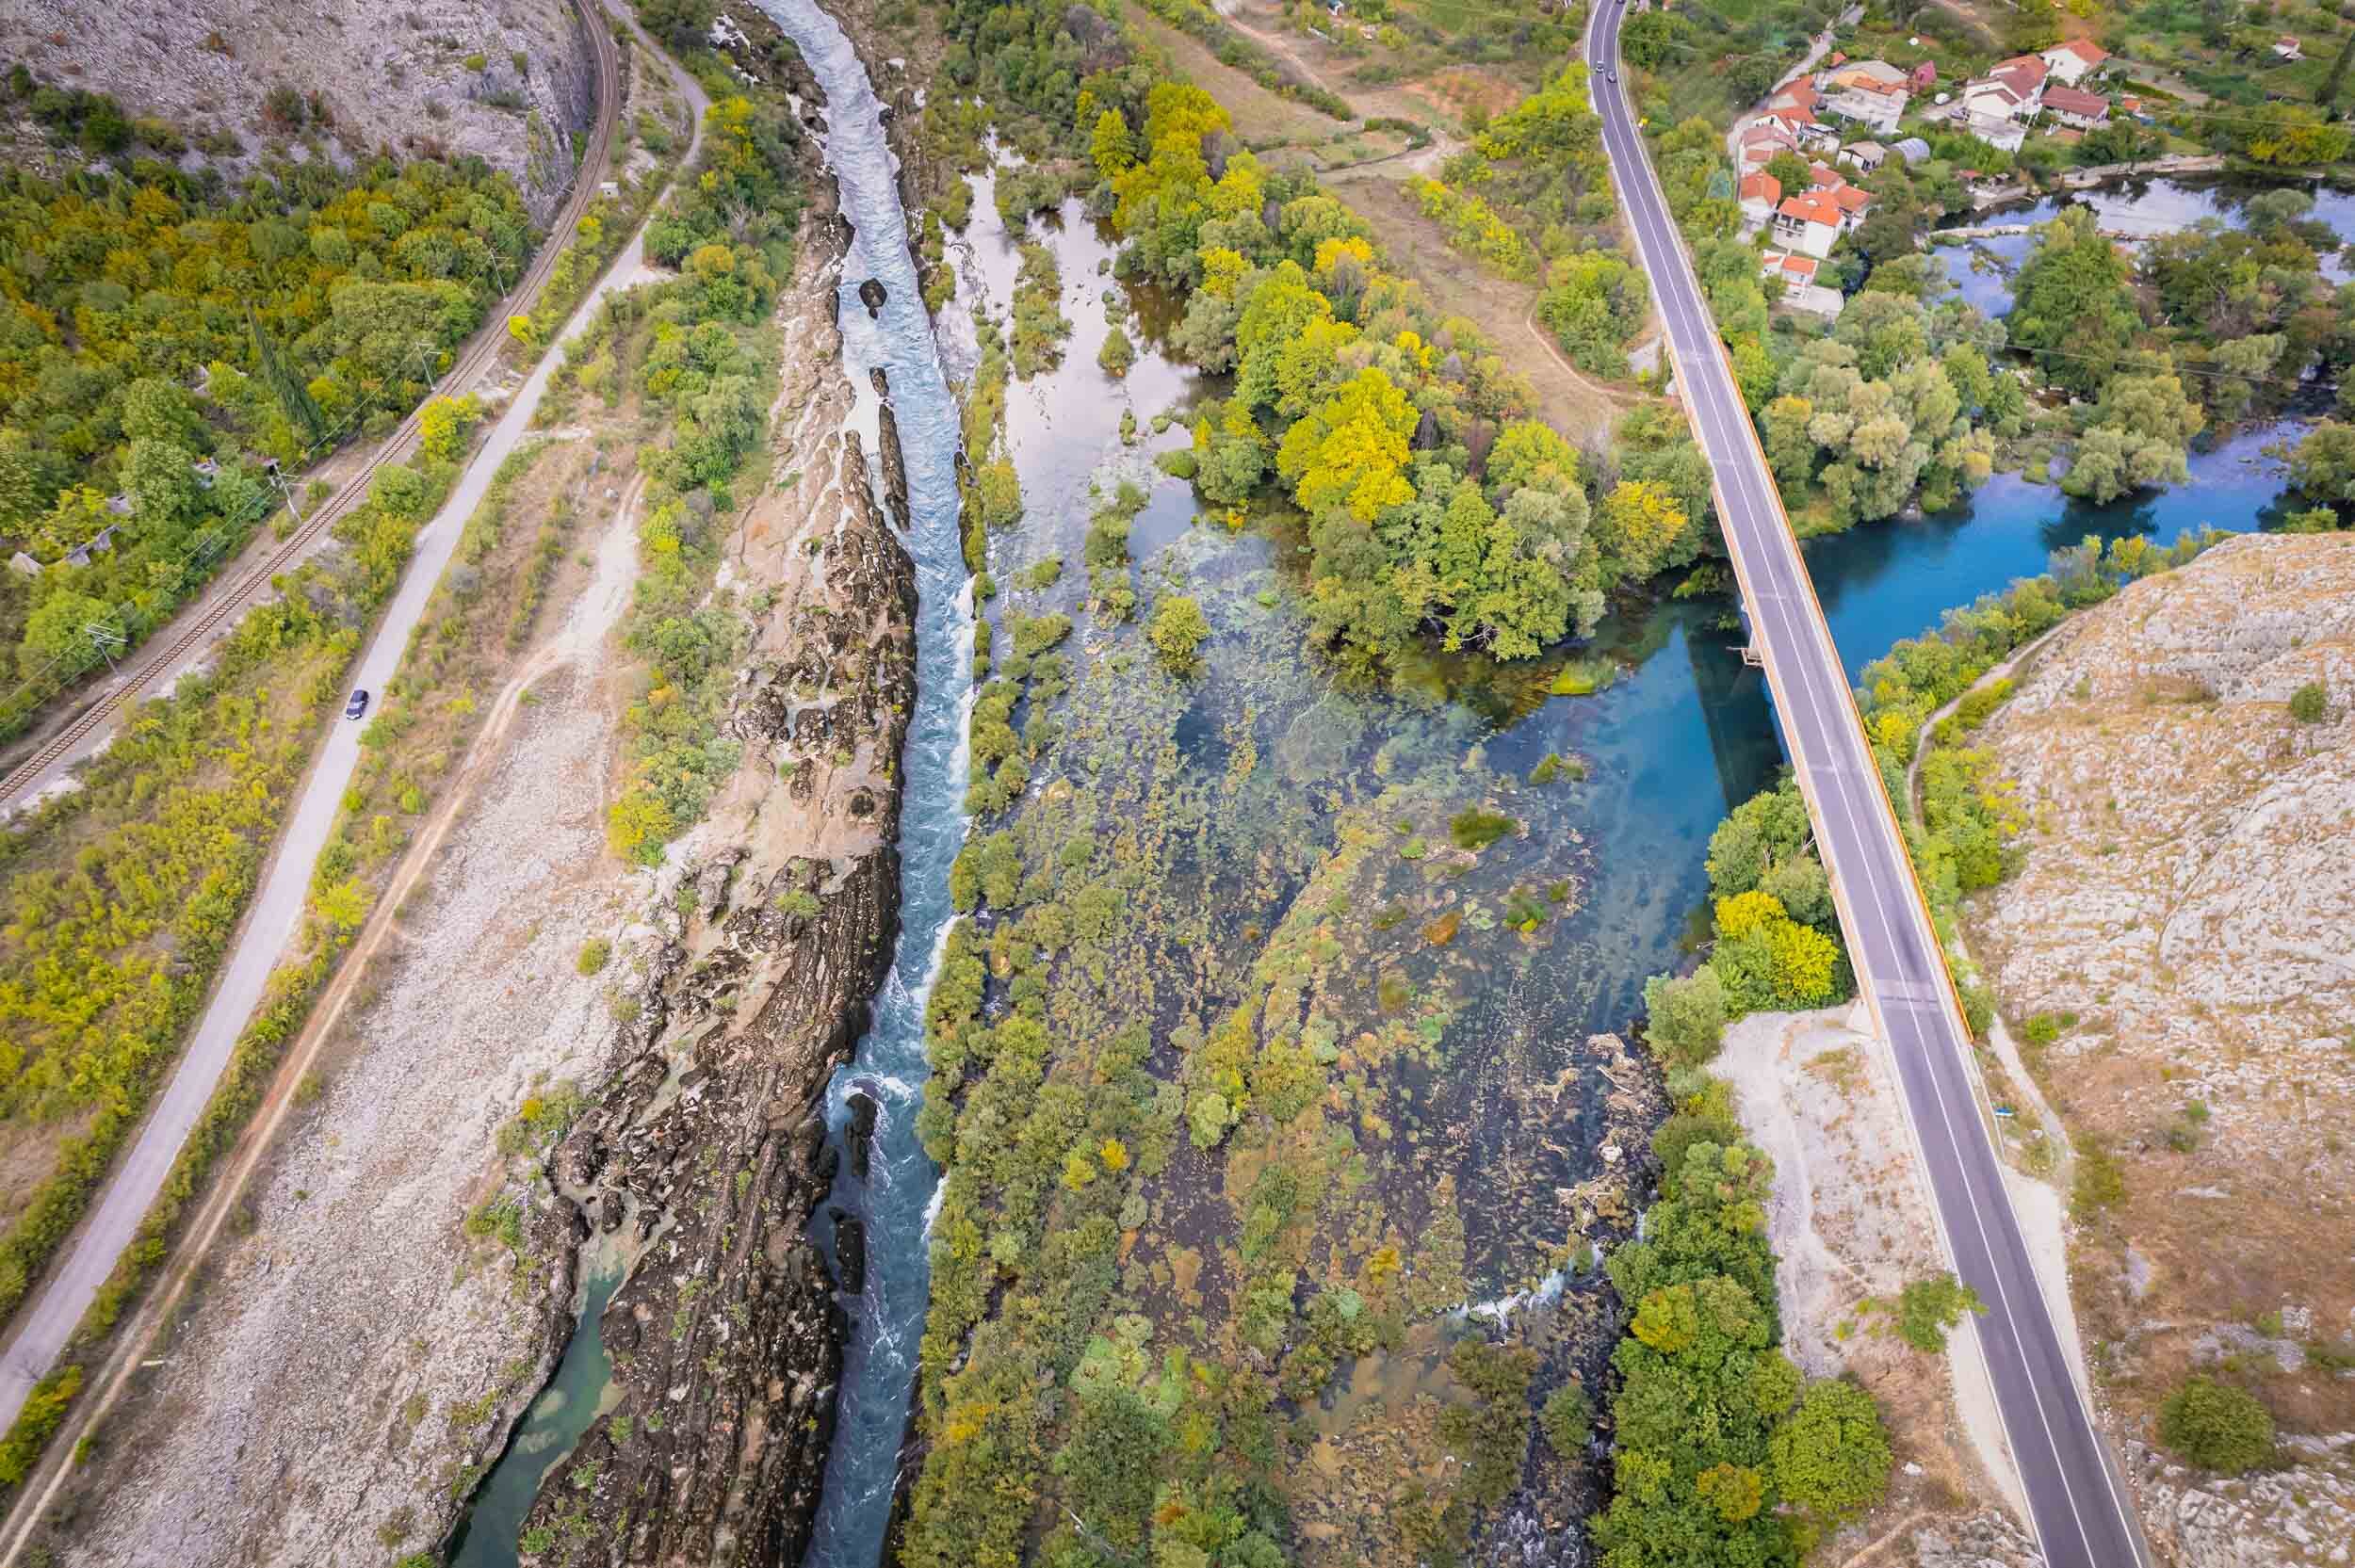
[1585,8,2149,1568]
[0,15,710,1437]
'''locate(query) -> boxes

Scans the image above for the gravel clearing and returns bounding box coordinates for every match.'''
[56,497,648,1566]
[1716,1003,2041,1563]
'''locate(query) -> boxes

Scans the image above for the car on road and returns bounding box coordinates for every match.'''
[1606,69,1616,80]
[345,689,370,720]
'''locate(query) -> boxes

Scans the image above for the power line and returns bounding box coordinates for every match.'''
[0,335,442,731]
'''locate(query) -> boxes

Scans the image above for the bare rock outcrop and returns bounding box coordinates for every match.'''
[2118,1433,2355,1568]
[0,0,600,222]
[1960,532,2355,1538]
[511,254,917,1561]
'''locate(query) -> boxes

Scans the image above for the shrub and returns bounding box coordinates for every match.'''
[1098,326,1136,377]
[0,1364,82,1485]
[577,937,612,976]
[1447,807,1515,850]
[1893,1271,1986,1352]
[1769,1378,1892,1524]
[2288,681,2329,723]
[1642,968,1728,1067]
[1540,1382,1592,1455]
[2158,1377,2274,1474]
[1147,594,1210,674]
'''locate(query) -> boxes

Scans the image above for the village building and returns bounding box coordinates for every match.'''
[1839,138,1889,174]
[2040,38,2108,85]
[1760,250,1844,317]
[1773,189,1848,258]
[2041,84,2111,129]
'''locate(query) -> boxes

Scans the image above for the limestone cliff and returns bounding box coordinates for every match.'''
[0,0,600,223]
[1959,531,2355,1563]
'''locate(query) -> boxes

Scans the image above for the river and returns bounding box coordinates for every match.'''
[1936,172,2355,315]
[446,26,2326,1567]
[745,1,976,1564]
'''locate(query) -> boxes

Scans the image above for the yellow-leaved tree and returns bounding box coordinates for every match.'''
[1599,477,1692,581]
[1275,366,1417,523]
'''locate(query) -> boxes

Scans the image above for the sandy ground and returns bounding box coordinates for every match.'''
[1716,1004,2044,1563]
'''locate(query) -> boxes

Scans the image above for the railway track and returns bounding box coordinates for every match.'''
[0,0,624,810]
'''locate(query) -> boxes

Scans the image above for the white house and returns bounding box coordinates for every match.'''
[1827,82,1907,135]
[1739,172,1782,229]
[1761,251,1844,317]
[2040,39,2108,85]
[1963,55,2048,121]
[2273,35,2302,59]
[1774,189,1847,258]
[1962,110,2027,153]
[1840,139,1889,174]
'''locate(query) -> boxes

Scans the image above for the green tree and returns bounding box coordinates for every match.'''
[2157,1377,2275,1474]
[1596,478,1691,582]
[1275,365,1417,523]
[2288,682,2329,724]
[2061,427,2189,505]
[1893,1272,1987,1352]
[1147,593,1210,674]
[20,589,113,675]
[1769,1379,1892,1523]
[1642,967,1728,1067]
[2007,209,2142,397]
[2287,422,2355,507]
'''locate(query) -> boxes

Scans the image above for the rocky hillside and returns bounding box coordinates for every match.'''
[0,0,599,221]
[1960,532,2355,1560]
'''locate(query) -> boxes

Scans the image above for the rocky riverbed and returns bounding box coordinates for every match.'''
[509,234,920,1561]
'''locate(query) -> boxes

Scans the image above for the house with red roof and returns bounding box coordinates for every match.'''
[1774,189,1849,257]
[1965,55,2048,121]
[2042,85,2110,129]
[2040,38,2107,85]
[1739,172,1782,227]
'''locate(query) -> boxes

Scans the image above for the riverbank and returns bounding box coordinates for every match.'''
[5,26,890,1565]
[1713,1003,2043,1565]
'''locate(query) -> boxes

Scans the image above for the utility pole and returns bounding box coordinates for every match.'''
[263,457,304,530]
[84,614,127,674]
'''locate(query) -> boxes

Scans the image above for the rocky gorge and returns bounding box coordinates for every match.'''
[16,24,923,1553]
[510,323,919,1560]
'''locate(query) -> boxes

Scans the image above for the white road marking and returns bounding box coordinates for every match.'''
[1584,8,2147,1565]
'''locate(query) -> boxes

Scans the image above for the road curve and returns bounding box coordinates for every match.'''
[1584,9,2150,1568]
[0,4,704,1438]
[0,0,623,812]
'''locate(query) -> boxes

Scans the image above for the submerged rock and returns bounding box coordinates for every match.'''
[859,277,887,316]
[831,1209,868,1299]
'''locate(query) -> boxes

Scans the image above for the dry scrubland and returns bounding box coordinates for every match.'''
[1964,532,2355,1563]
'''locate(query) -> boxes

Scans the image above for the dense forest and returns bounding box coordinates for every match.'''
[0,68,533,701]
[1093,81,1713,671]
